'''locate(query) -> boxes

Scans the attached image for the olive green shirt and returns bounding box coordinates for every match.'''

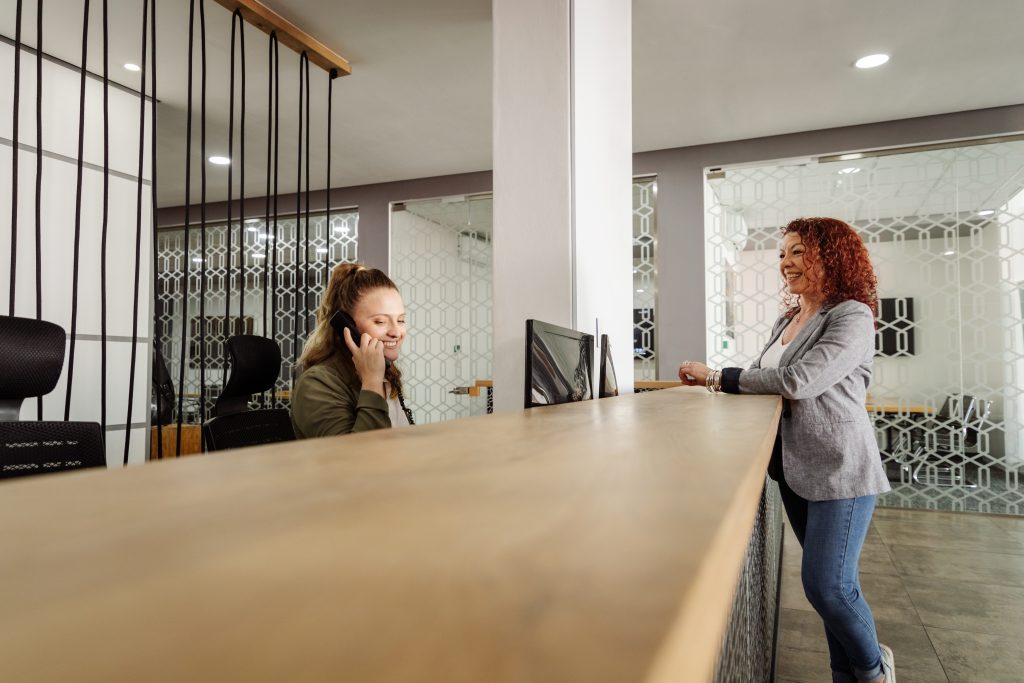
[290,354,392,439]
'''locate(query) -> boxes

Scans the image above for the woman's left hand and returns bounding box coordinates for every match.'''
[678,361,711,386]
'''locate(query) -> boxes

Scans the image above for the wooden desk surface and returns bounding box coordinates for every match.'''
[0,388,781,683]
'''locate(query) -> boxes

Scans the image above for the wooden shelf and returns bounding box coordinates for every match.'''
[212,0,352,77]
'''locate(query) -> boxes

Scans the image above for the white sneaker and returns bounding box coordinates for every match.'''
[879,643,896,683]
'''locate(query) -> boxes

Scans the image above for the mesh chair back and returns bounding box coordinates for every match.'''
[0,316,66,419]
[0,421,105,479]
[203,409,295,452]
[215,335,282,417]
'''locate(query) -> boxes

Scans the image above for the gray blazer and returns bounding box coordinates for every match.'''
[721,299,890,501]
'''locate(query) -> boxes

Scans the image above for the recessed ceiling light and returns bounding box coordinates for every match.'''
[316,247,328,254]
[192,257,203,263]
[208,155,231,165]
[636,288,644,293]
[943,250,956,256]
[977,209,995,216]
[251,253,266,259]
[333,226,350,234]
[838,167,861,175]
[854,54,889,69]
[246,226,260,232]
[123,63,141,72]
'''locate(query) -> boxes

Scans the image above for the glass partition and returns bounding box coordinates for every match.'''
[705,139,1024,514]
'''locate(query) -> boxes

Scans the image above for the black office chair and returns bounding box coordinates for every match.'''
[202,335,295,452]
[0,315,105,479]
[151,346,175,426]
[908,395,990,488]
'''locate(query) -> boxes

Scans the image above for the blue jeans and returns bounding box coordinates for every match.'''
[778,476,884,683]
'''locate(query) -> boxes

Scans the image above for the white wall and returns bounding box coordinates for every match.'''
[0,41,153,465]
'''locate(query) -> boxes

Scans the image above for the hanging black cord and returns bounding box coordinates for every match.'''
[8,0,22,316]
[34,0,44,420]
[99,0,110,437]
[264,33,280,405]
[175,0,196,455]
[198,0,208,448]
[303,55,311,337]
[237,15,246,325]
[124,0,149,466]
[324,69,334,281]
[225,10,238,355]
[64,0,91,421]
[149,0,162,459]
[292,51,307,371]
[270,34,282,405]
[261,32,276,350]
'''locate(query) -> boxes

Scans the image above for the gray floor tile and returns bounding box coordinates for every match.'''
[874,620,949,683]
[890,544,1024,587]
[873,518,1024,555]
[902,576,1024,638]
[778,607,827,653]
[861,573,922,625]
[775,646,835,683]
[927,626,1024,683]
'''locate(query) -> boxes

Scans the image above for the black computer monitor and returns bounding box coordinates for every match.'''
[598,334,618,398]
[524,319,594,409]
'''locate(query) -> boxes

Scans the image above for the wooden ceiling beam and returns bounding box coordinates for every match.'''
[211,0,352,78]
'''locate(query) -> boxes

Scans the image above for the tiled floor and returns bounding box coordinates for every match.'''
[775,506,1024,683]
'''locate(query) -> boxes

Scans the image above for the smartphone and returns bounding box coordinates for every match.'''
[330,310,391,368]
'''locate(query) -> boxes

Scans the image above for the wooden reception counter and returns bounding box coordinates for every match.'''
[0,387,781,683]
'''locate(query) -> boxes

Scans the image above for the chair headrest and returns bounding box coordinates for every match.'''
[0,316,66,401]
[218,336,282,412]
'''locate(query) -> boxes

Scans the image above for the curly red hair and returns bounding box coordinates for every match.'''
[781,217,878,319]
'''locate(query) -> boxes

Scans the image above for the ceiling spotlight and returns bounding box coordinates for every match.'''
[208,155,231,166]
[636,288,644,293]
[943,250,956,256]
[192,257,203,263]
[838,167,862,175]
[123,63,141,72]
[251,253,266,259]
[316,247,328,254]
[977,209,995,217]
[854,54,889,69]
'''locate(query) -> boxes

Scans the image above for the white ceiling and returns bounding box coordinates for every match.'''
[3,0,1024,207]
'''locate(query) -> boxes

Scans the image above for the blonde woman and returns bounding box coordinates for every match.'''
[291,263,413,438]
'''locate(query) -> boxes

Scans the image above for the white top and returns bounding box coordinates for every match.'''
[758,332,788,369]
[388,397,411,428]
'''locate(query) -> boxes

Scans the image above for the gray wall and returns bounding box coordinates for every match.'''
[157,171,493,272]
[158,104,1024,379]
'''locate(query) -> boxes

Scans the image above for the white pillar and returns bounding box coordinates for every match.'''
[492,0,633,413]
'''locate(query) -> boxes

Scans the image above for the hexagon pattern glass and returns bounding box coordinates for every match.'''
[155,210,358,420]
[705,141,1024,515]
[390,196,493,424]
[634,176,658,380]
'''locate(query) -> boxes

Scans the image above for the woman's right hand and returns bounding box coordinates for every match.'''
[343,326,387,397]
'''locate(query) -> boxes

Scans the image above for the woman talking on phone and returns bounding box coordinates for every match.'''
[291,263,414,438]
[679,218,895,683]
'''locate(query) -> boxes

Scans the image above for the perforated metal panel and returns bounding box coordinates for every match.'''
[705,140,1024,515]
[713,479,783,683]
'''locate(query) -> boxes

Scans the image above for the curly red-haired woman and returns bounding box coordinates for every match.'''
[680,218,895,683]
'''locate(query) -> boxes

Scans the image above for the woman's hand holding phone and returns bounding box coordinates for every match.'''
[343,327,387,398]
